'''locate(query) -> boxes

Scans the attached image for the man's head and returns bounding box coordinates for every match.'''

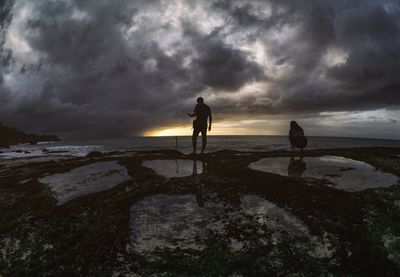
[197,97,204,104]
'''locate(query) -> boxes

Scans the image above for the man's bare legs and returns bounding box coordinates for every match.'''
[200,129,207,154]
[192,129,200,154]
[192,129,207,154]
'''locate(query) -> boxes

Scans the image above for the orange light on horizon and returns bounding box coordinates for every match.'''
[144,126,191,137]
[143,120,281,137]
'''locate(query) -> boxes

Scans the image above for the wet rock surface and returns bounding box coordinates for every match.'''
[0,147,400,276]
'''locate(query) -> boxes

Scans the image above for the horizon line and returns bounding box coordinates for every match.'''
[60,134,400,142]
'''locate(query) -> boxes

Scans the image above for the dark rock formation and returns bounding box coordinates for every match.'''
[0,122,59,148]
[86,151,104,158]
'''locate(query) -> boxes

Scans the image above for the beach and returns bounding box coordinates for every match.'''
[1,146,400,275]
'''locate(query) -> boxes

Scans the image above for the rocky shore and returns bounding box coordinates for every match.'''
[0,122,59,148]
[1,147,400,276]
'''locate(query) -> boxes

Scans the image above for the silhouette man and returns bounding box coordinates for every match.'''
[188,97,212,154]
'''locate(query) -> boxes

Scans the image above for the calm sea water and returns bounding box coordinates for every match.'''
[1,136,400,159]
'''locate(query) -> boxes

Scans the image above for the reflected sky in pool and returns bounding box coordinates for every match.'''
[39,161,130,205]
[142,159,203,178]
[128,194,333,257]
[249,156,398,191]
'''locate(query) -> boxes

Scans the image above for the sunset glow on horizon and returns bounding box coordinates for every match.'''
[144,120,281,137]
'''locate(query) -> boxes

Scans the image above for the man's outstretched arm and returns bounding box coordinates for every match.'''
[188,105,198,117]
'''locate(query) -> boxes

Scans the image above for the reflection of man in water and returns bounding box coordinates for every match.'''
[193,159,209,207]
[288,156,306,178]
[192,160,199,175]
[188,97,212,154]
[192,159,207,176]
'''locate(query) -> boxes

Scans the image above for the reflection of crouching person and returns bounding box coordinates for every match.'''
[288,156,306,178]
[289,121,307,151]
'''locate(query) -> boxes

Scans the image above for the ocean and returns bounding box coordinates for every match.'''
[1,136,399,159]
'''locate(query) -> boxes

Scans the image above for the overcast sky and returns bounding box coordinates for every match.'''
[0,0,399,139]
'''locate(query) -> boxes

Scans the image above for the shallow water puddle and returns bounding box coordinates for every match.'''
[241,195,309,238]
[249,155,398,191]
[39,161,130,205]
[129,195,222,252]
[142,159,203,178]
[128,194,332,256]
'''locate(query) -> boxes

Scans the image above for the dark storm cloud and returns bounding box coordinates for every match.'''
[0,0,13,81]
[0,0,399,138]
[1,0,192,137]
[181,22,265,91]
[211,0,400,115]
[0,0,14,111]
